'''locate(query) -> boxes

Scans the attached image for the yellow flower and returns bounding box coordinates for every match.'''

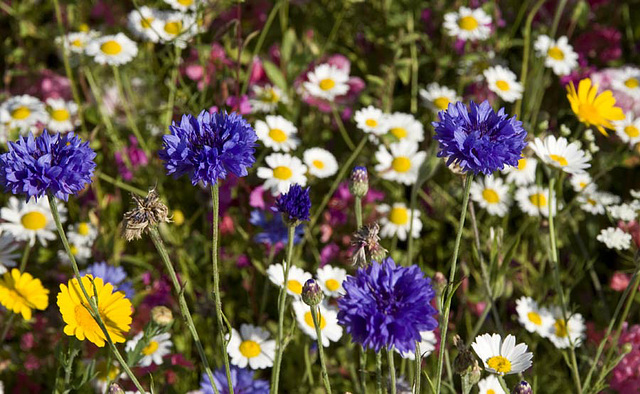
[57,275,132,347]
[0,269,49,320]
[567,78,625,136]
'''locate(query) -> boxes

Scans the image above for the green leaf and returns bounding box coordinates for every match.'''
[262,60,287,92]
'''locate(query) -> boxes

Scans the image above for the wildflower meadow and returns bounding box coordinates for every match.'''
[2,0,640,393]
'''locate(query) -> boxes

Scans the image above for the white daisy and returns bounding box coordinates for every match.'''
[419,83,460,113]
[396,330,437,360]
[612,67,640,100]
[378,203,422,241]
[608,203,637,221]
[257,153,307,196]
[164,0,199,12]
[155,12,198,48]
[354,106,385,136]
[477,375,506,394]
[470,176,511,217]
[266,263,312,300]
[249,84,288,113]
[227,324,276,370]
[570,173,595,193]
[303,148,338,179]
[515,296,554,337]
[379,112,424,143]
[128,6,162,43]
[255,115,299,152]
[0,233,19,275]
[57,242,92,265]
[503,157,537,186]
[597,227,632,250]
[374,141,427,185]
[546,308,586,349]
[578,191,619,215]
[530,135,590,174]
[483,66,524,103]
[443,7,492,42]
[614,112,640,147]
[471,333,533,375]
[55,30,100,54]
[533,35,578,76]
[125,332,172,367]
[292,300,343,347]
[0,197,66,246]
[45,98,78,132]
[86,33,139,66]
[316,265,347,297]
[515,186,557,217]
[302,63,350,101]
[67,221,98,247]
[0,95,49,132]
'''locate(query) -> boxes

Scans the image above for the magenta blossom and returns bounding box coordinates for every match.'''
[115,136,149,181]
[610,324,640,393]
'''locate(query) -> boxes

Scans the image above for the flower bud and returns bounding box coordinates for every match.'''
[469,361,481,385]
[511,380,532,394]
[302,279,324,307]
[453,336,475,375]
[349,166,369,198]
[622,342,633,354]
[433,272,447,294]
[172,210,185,226]
[108,383,125,394]
[151,306,174,326]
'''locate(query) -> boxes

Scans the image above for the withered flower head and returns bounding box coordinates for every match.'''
[351,222,388,267]
[122,188,170,241]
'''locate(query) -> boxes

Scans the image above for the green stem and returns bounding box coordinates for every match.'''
[408,10,418,114]
[360,346,368,394]
[311,306,332,394]
[549,0,568,38]
[97,172,148,197]
[388,350,396,394]
[435,174,473,394]
[355,196,363,229]
[331,104,356,151]
[413,342,421,394]
[498,376,510,393]
[111,66,150,155]
[47,195,146,393]
[320,2,347,56]
[211,184,234,394]
[147,227,219,394]
[18,242,32,272]
[303,341,315,385]
[376,351,383,394]
[165,46,183,129]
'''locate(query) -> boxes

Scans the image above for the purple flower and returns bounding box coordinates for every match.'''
[200,366,270,394]
[0,131,96,201]
[159,110,258,186]
[337,258,438,353]
[250,210,303,247]
[274,184,311,224]
[81,261,135,299]
[433,101,527,175]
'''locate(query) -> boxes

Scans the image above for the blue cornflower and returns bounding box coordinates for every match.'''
[337,258,438,353]
[432,100,527,175]
[81,261,135,299]
[0,131,96,201]
[159,110,258,186]
[200,366,270,394]
[249,210,303,247]
[274,184,311,225]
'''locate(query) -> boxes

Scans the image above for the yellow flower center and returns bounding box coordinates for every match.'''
[549,154,568,166]
[547,46,565,60]
[625,125,640,138]
[70,245,78,256]
[391,157,411,173]
[239,340,261,358]
[142,340,159,356]
[488,390,496,394]
[325,279,340,292]
[458,16,478,31]
[100,40,122,55]
[527,311,542,325]
[486,355,512,374]
[11,106,31,120]
[389,207,409,225]
[21,211,47,230]
[287,279,302,295]
[529,193,547,208]
[74,304,101,332]
[273,166,293,180]
[434,97,450,111]
[496,80,510,91]
[579,182,587,189]
[164,21,182,35]
[140,17,154,29]
[268,128,287,143]
[312,160,325,169]
[172,210,185,226]
[178,0,193,5]
[389,127,408,139]
[319,78,336,91]
[365,118,378,127]
[625,78,639,89]
[71,39,83,47]
[78,222,90,236]
[555,319,568,338]
[587,198,597,206]
[517,158,527,170]
[51,109,70,122]
[482,189,500,204]
[304,311,326,329]
[79,24,90,32]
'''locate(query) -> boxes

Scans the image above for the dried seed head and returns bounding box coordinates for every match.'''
[351,222,388,267]
[122,188,170,241]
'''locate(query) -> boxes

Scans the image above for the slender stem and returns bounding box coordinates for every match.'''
[413,342,421,394]
[320,2,347,56]
[271,225,296,393]
[311,306,332,394]
[549,0,568,38]
[435,174,473,394]
[331,104,356,151]
[18,242,32,272]
[360,346,368,394]
[97,172,148,197]
[147,227,219,394]
[388,350,397,394]
[165,46,183,129]
[241,2,281,95]
[497,376,510,393]
[376,351,383,394]
[47,195,145,393]
[0,314,15,343]
[355,196,363,229]
[408,10,418,114]
[210,184,234,394]
[111,66,150,155]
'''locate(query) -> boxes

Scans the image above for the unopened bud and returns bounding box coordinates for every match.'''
[302,279,324,307]
[108,383,125,394]
[560,124,572,136]
[433,272,447,294]
[349,166,369,198]
[511,380,532,394]
[469,361,481,385]
[623,342,633,354]
[151,306,173,326]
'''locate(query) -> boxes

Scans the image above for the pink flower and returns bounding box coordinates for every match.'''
[610,271,632,292]
[320,243,341,266]
[610,324,640,393]
[20,332,34,351]
[574,25,622,63]
[115,136,148,181]
[225,95,252,115]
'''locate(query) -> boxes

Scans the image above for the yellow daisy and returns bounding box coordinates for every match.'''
[57,275,132,347]
[566,78,625,136]
[0,269,49,320]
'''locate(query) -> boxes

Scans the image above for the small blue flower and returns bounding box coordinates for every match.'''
[249,210,303,247]
[81,261,134,299]
[200,366,270,394]
[159,110,258,186]
[432,101,527,175]
[337,258,438,353]
[274,184,311,224]
[0,131,96,201]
